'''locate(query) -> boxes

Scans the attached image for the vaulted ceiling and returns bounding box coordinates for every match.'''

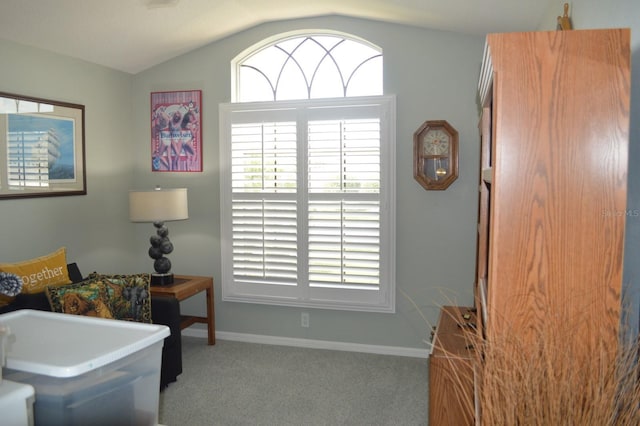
[0,0,554,74]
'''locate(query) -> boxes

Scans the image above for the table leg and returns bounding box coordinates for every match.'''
[206,286,215,345]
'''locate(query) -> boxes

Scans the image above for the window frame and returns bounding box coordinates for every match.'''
[219,95,396,312]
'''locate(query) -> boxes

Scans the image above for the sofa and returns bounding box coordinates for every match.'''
[0,263,182,389]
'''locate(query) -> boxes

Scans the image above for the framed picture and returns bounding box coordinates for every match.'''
[0,91,86,200]
[151,90,202,172]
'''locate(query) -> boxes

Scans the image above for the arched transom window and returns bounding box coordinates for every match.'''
[234,32,382,102]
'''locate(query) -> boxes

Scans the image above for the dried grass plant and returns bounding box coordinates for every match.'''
[400,290,640,425]
[446,313,640,425]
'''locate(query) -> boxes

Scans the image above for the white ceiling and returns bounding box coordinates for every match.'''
[0,0,554,74]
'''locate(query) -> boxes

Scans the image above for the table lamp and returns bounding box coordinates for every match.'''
[129,187,188,285]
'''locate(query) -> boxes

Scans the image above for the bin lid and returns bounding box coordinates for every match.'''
[0,310,169,378]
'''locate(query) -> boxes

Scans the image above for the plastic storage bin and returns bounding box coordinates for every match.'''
[0,379,35,426]
[0,309,169,426]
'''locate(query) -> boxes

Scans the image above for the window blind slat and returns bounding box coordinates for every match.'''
[308,119,380,194]
[308,195,381,288]
[231,121,297,193]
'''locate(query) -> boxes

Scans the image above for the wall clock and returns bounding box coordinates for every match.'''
[413,120,458,190]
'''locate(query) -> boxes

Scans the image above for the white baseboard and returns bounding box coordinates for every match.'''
[181,327,430,359]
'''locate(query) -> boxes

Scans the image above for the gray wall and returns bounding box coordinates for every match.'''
[0,39,138,274]
[0,2,637,350]
[132,16,484,349]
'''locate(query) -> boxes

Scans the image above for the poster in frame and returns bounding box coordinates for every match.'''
[151,90,202,172]
[0,91,86,200]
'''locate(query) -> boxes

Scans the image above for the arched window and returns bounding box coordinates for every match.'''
[220,31,396,312]
[234,32,382,101]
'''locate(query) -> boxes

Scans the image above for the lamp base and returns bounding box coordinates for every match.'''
[151,273,174,286]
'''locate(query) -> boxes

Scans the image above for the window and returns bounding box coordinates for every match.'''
[220,32,396,312]
[233,32,382,102]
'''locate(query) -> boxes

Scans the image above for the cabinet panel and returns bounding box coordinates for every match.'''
[485,29,629,347]
[474,28,630,424]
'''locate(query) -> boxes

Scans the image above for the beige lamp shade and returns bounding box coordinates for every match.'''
[129,188,188,222]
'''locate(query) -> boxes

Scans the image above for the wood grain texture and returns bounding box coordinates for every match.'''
[429,306,475,426]
[470,29,630,424]
[475,107,492,337]
[485,29,629,344]
[431,29,631,425]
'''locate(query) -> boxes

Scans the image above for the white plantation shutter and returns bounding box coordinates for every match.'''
[231,120,298,286]
[307,118,381,290]
[231,122,297,192]
[308,199,380,288]
[220,96,395,311]
[232,199,298,284]
[308,119,380,193]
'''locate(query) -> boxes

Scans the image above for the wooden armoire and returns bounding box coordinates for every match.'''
[429,28,631,425]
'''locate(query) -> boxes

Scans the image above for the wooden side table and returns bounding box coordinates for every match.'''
[149,275,215,345]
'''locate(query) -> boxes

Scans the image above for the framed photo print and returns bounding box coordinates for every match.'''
[151,90,202,172]
[0,91,86,200]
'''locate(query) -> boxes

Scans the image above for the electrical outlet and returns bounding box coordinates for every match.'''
[301,312,310,328]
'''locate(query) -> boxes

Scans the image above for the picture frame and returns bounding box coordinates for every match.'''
[0,91,86,200]
[151,90,202,172]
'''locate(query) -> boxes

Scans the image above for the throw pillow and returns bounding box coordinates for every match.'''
[86,273,152,323]
[46,280,114,319]
[0,247,71,307]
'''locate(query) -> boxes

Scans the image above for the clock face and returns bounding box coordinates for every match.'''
[422,129,450,156]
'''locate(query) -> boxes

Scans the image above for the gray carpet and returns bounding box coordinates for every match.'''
[158,337,429,425]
